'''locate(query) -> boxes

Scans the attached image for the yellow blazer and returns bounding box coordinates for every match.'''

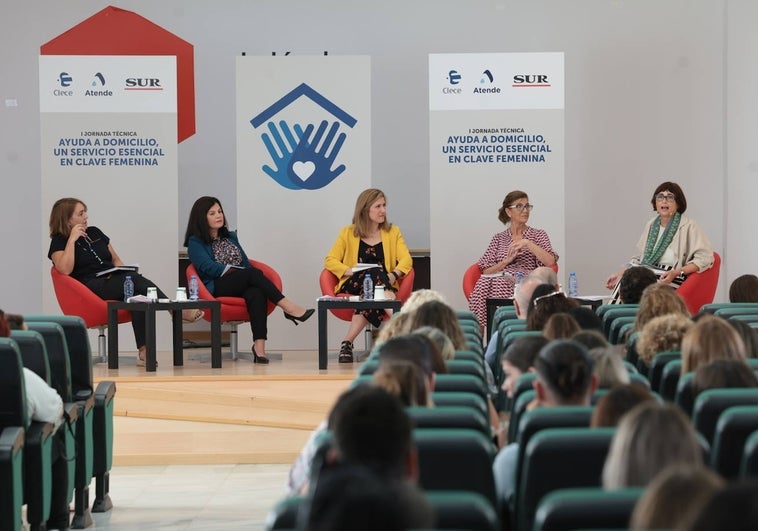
[325,224,413,293]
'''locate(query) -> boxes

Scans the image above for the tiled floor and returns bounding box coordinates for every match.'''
[87,463,291,530]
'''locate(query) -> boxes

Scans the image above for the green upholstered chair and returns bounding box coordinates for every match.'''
[533,486,643,531]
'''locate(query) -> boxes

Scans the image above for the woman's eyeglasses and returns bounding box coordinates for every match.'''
[655,193,676,202]
[508,203,534,212]
[533,290,565,307]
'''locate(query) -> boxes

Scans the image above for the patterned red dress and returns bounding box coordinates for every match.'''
[467,225,558,327]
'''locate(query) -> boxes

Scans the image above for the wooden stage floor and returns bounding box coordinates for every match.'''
[93,348,355,466]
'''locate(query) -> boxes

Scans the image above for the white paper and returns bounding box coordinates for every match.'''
[481,272,514,279]
[95,263,140,277]
[352,263,380,272]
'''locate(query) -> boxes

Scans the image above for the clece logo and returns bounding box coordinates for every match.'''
[54,72,74,97]
[124,78,163,91]
[443,69,462,95]
[512,74,551,87]
[250,83,357,190]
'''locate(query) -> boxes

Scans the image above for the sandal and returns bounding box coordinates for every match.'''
[136,349,158,367]
[338,341,354,363]
[182,309,205,323]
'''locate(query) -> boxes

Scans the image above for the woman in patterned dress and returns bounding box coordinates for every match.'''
[325,188,413,363]
[468,190,558,328]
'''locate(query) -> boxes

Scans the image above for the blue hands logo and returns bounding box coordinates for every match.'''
[251,83,356,190]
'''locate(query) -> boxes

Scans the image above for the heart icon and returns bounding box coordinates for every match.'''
[292,161,316,180]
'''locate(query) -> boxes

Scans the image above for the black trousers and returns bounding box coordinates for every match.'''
[213,267,285,340]
[86,272,167,348]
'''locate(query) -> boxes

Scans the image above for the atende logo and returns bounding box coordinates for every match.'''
[250,83,357,190]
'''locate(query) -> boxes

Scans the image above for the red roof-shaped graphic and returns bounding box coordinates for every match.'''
[41,5,195,143]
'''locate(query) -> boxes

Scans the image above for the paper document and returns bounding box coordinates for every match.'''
[222,264,245,276]
[481,272,514,279]
[126,295,152,303]
[96,264,139,277]
[352,263,380,272]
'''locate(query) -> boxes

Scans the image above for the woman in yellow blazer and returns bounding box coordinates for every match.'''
[325,188,413,363]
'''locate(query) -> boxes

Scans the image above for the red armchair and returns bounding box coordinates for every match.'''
[185,259,282,360]
[678,252,721,315]
[50,266,131,362]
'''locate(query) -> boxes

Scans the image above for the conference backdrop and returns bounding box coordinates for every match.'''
[430,52,565,310]
[236,56,371,351]
[39,54,178,351]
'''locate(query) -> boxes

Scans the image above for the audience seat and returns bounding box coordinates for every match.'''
[660,360,683,401]
[533,486,643,531]
[700,302,758,315]
[427,490,500,531]
[407,406,490,438]
[646,351,681,392]
[433,374,489,404]
[740,429,758,478]
[710,405,758,479]
[600,307,638,341]
[516,427,615,531]
[675,372,696,415]
[430,392,488,418]
[692,388,758,445]
[0,338,56,531]
[414,428,497,511]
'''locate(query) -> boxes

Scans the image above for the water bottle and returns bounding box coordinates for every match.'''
[189,275,199,300]
[568,272,578,297]
[363,273,374,300]
[514,271,524,300]
[123,275,134,300]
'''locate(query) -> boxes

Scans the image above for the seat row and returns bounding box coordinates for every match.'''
[0,315,116,531]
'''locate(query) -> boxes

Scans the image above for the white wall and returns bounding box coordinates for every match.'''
[1,1,754,324]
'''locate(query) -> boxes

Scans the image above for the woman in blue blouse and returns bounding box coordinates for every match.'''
[184,196,314,363]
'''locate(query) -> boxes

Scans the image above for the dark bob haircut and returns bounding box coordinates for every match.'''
[650,181,687,214]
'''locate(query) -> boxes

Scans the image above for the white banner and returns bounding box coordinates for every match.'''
[430,52,565,310]
[236,56,371,350]
[40,55,178,351]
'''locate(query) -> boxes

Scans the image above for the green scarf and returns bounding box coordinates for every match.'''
[642,212,681,266]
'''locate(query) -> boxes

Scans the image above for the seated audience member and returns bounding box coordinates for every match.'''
[591,383,655,428]
[405,300,467,350]
[602,402,703,489]
[493,340,597,507]
[526,284,579,331]
[4,312,26,330]
[681,314,748,374]
[375,312,411,345]
[305,385,434,531]
[636,313,693,368]
[373,359,432,407]
[287,334,438,496]
[728,319,758,358]
[542,312,580,340]
[499,335,549,399]
[685,480,758,531]
[571,330,608,351]
[400,288,449,314]
[413,326,456,361]
[633,282,690,334]
[1,309,68,529]
[729,274,758,303]
[567,305,603,332]
[692,359,758,398]
[618,266,658,304]
[629,464,724,531]
[588,346,630,388]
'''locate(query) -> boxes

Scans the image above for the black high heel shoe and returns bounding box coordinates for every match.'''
[252,347,269,364]
[284,308,315,326]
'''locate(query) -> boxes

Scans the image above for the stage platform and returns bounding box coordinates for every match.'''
[93,348,354,466]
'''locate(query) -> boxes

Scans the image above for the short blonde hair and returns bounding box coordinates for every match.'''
[401,289,449,314]
[636,313,693,367]
[634,283,690,332]
[589,346,630,388]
